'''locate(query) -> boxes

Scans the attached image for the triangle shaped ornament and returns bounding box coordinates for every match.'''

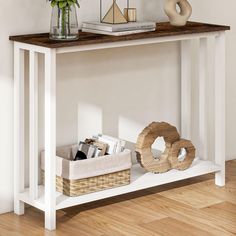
[102,2,127,24]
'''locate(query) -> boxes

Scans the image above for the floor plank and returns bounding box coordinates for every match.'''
[141,217,214,236]
[133,194,234,236]
[201,202,236,234]
[158,180,224,209]
[0,160,236,236]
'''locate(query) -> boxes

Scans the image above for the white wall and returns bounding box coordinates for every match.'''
[0,0,235,214]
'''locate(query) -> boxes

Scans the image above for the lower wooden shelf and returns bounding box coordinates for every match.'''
[19,158,221,211]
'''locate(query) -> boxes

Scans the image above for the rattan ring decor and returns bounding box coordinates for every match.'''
[168,139,195,170]
[135,122,195,173]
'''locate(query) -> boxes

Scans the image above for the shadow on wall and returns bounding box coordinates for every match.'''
[51,42,180,155]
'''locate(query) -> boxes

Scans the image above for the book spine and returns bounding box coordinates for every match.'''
[116,141,121,153]
[82,23,113,32]
[83,23,156,32]
[82,28,156,36]
[113,24,156,32]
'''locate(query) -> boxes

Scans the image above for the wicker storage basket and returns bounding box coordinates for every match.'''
[41,145,132,197]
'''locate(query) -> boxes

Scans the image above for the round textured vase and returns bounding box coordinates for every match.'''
[164,0,192,26]
[50,5,79,41]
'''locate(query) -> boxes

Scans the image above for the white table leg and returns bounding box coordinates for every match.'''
[14,43,25,215]
[181,40,192,139]
[199,38,208,160]
[214,32,226,186]
[44,49,57,230]
[29,51,39,200]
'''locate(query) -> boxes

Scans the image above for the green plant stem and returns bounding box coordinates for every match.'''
[57,7,60,30]
[61,7,66,37]
[68,7,70,35]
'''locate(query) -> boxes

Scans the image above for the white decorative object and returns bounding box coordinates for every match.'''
[164,0,192,26]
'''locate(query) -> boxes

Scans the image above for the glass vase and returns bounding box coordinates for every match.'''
[50,4,79,41]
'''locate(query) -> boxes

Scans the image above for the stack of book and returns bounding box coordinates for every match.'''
[73,134,127,161]
[82,21,156,36]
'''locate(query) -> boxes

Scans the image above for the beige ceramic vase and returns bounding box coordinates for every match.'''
[164,0,192,26]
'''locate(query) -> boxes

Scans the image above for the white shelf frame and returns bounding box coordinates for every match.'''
[14,31,226,231]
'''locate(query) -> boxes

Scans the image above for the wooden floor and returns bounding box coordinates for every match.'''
[1,160,236,236]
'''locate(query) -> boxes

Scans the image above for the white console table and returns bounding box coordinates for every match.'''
[10,22,230,231]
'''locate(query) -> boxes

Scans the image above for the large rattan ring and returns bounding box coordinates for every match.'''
[135,122,180,173]
[168,139,195,170]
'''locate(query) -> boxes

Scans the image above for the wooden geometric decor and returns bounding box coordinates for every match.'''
[136,122,180,173]
[135,122,196,173]
[168,139,195,170]
[102,1,127,24]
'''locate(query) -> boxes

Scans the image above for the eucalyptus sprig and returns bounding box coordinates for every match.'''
[48,0,80,9]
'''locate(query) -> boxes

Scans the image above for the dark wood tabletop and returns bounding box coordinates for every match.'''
[9,22,230,49]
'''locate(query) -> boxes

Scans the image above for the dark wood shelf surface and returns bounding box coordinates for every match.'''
[9,22,230,49]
